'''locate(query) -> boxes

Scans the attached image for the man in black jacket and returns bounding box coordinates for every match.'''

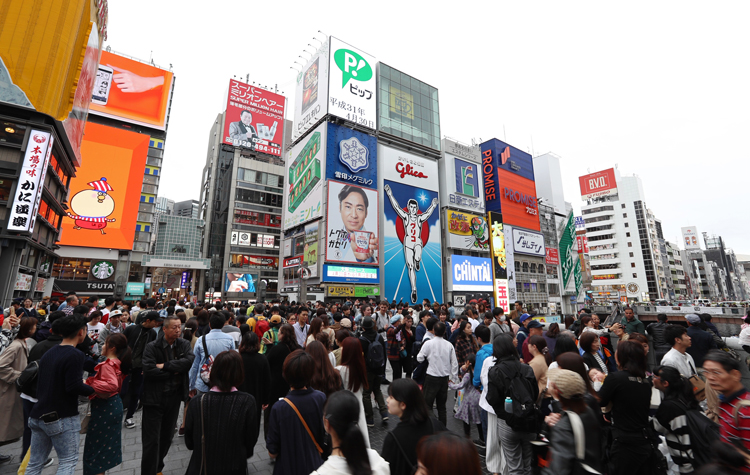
[646,314,671,364]
[122,311,160,429]
[140,315,194,475]
[685,314,717,367]
[359,316,388,427]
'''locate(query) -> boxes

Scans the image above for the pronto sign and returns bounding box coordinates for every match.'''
[579,168,617,200]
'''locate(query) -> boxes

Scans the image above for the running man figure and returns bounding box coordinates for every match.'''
[384,184,438,303]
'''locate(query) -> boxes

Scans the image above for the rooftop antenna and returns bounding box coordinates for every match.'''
[246,74,249,83]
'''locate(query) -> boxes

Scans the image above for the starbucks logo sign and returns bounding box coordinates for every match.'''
[92,261,114,280]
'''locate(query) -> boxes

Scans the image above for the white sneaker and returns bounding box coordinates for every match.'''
[43,458,54,468]
[125,418,136,429]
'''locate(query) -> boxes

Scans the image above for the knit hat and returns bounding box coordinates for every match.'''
[340,318,352,328]
[390,315,402,325]
[547,369,586,399]
[362,316,374,330]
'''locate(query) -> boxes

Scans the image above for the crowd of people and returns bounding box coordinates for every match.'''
[0,292,749,475]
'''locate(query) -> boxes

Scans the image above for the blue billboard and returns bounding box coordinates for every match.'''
[323,264,380,284]
[451,255,493,291]
[480,138,534,182]
[326,123,377,188]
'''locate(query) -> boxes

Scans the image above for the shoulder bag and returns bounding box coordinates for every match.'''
[283,397,323,454]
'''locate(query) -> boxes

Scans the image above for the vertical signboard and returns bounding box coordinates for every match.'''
[303,221,319,278]
[681,226,701,250]
[381,146,442,304]
[487,211,509,311]
[293,39,329,141]
[8,130,53,233]
[503,223,517,304]
[559,213,576,290]
[328,37,377,130]
[222,79,285,156]
[284,121,327,230]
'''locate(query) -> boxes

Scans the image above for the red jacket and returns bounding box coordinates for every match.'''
[85,358,124,400]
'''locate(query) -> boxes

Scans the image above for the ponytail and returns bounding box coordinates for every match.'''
[324,391,371,475]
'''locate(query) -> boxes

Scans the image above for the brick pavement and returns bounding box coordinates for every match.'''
[0,367,489,475]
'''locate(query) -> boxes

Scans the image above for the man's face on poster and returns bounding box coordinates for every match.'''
[240,111,253,126]
[340,191,367,233]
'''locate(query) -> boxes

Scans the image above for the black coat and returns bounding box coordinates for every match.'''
[646,322,670,351]
[141,332,194,405]
[686,326,717,367]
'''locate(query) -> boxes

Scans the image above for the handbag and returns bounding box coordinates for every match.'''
[80,401,91,434]
[284,398,324,454]
[688,373,706,401]
[199,335,214,384]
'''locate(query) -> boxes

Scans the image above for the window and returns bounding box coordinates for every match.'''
[626,232,630,237]
[515,261,520,272]
[623,213,627,218]
[522,262,529,273]
[538,264,545,274]
[621,204,626,209]
[633,273,637,278]
[628,242,632,247]
[624,222,629,228]
[629,252,634,257]
[530,263,537,273]
[631,263,636,267]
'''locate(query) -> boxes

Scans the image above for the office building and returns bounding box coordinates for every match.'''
[155,196,174,215]
[174,199,199,219]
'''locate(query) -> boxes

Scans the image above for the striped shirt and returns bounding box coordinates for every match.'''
[718,389,750,452]
[653,398,694,473]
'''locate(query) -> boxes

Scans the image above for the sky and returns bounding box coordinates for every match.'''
[104,1,750,253]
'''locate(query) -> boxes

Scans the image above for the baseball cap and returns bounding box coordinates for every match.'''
[685,314,701,325]
[269,315,282,325]
[340,318,352,328]
[547,369,586,399]
[520,313,532,322]
[526,320,543,329]
[109,309,123,318]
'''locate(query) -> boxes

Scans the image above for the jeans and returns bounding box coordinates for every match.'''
[22,398,35,457]
[26,416,80,475]
[362,371,386,420]
[496,417,535,475]
[480,408,488,442]
[123,367,144,419]
[141,393,182,475]
[422,374,449,426]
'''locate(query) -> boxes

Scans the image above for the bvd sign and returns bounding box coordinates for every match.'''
[579,168,617,201]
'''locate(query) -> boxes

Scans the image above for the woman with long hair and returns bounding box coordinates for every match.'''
[183,319,199,349]
[415,432,482,475]
[83,333,132,475]
[307,317,324,346]
[184,351,258,475]
[195,310,210,337]
[401,315,416,378]
[264,323,302,439]
[315,332,336,368]
[455,320,478,366]
[652,365,701,472]
[382,378,444,475]
[238,332,271,439]
[598,340,654,475]
[305,341,342,398]
[336,337,370,447]
[527,335,551,403]
[311,391,390,475]
[543,322,560,356]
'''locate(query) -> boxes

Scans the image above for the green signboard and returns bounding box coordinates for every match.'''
[354,286,380,298]
[126,282,145,296]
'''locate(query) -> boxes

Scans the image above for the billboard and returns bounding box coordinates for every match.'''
[381,146,442,304]
[328,37,377,130]
[439,142,484,213]
[579,168,617,200]
[304,221,319,278]
[488,212,510,310]
[284,121,326,230]
[293,39,329,141]
[222,79,285,156]
[323,264,379,284]
[445,210,489,251]
[326,122,377,187]
[681,226,701,250]
[574,216,586,230]
[496,169,540,231]
[546,248,560,266]
[58,122,149,249]
[326,180,379,265]
[559,213,577,290]
[512,228,545,257]
[88,51,175,130]
[7,130,53,233]
[451,255,493,291]
[224,273,257,293]
[480,138,535,182]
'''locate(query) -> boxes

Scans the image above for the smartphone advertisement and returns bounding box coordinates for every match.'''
[223,79,286,157]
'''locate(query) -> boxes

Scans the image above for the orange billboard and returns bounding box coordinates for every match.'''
[496,169,541,231]
[88,50,174,130]
[58,122,148,249]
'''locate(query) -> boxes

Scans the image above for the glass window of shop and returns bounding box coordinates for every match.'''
[0,122,27,146]
[52,257,92,280]
[378,64,440,151]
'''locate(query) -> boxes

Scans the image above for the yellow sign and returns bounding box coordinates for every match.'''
[327,285,354,297]
[389,86,414,120]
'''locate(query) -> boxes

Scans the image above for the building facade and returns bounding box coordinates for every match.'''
[174,199,199,219]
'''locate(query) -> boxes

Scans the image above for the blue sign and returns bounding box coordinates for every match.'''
[127,283,146,296]
[454,158,479,197]
[323,264,379,284]
[451,255,493,291]
[480,138,535,181]
[326,123,377,189]
[158,287,165,294]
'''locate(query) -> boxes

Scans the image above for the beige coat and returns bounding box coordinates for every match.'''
[0,338,27,442]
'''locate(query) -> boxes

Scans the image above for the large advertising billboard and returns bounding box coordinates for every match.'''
[88,51,175,131]
[58,122,149,249]
[222,79,285,156]
[328,37,377,130]
[504,224,517,303]
[381,146,442,304]
[284,121,327,230]
[512,228,546,257]
[497,169,540,231]
[451,255,493,291]
[7,130,53,233]
[681,226,701,250]
[488,212,510,311]
[480,138,535,182]
[439,139,484,213]
[445,210,489,251]
[579,168,617,200]
[326,122,377,188]
[304,221,319,278]
[326,180,379,265]
[225,272,257,293]
[293,40,329,142]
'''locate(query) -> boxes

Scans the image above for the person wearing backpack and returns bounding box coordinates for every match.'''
[485,333,539,475]
[359,316,388,427]
[188,312,235,398]
[417,320,459,427]
[652,365,717,472]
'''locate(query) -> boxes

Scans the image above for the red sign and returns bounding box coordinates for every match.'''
[396,161,428,179]
[576,236,589,254]
[243,255,279,268]
[546,248,560,265]
[579,168,617,200]
[223,79,285,157]
[283,256,302,268]
[496,169,540,231]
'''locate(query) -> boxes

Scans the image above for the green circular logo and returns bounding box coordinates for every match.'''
[91,261,114,280]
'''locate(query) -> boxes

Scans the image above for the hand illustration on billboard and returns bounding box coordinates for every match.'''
[227,280,248,292]
[256,121,278,140]
[108,65,165,93]
[225,273,256,293]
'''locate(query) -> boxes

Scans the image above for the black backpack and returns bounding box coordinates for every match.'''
[488,362,541,433]
[360,335,385,371]
[683,407,720,468]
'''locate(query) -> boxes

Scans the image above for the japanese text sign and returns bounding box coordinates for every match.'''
[8,130,53,233]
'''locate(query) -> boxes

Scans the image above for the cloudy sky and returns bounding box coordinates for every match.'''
[105,1,750,253]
